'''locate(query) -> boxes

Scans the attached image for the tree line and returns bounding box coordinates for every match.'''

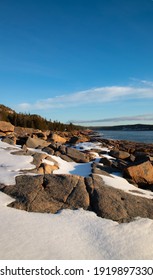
[0,108,81,132]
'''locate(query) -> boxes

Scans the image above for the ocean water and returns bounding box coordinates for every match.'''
[97,130,153,144]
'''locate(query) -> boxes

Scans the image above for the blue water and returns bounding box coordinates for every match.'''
[97,130,153,144]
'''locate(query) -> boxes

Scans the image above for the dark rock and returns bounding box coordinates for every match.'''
[99,157,112,166]
[111,158,129,171]
[44,174,89,209]
[85,174,153,223]
[42,146,55,155]
[48,142,61,151]
[92,167,113,177]
[68,136,80,144]
[109,149,130,160]
[67,134,89,144]
[54,151,62,157]
[99,150,109,155]
[16,137,28,146]
[66,147,89,163]
[58,145,67,154]
[92,162,118,174]
[60,154,74,162]
[32,152,47,168]
[134,152,150,163]
[5,174,90,213]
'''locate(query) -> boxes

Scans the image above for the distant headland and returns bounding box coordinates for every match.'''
[89,124,153,131]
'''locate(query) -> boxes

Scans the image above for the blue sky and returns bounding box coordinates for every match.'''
[0,0,153,126]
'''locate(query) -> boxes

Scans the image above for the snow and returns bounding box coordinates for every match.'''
[1,191,153,260]
[0,141,35,185]
[74,141,107,151]
[1,139,153,260]
[51,155,92,177]
[101,174,153,199]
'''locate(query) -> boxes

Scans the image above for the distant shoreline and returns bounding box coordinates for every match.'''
[88,128,153,145]
[88,124,153,131]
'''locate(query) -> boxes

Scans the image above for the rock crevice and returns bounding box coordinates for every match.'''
[2,173,153,223]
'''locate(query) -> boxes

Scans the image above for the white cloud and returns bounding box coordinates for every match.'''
[19,103,31,110]
[17,83,153,111]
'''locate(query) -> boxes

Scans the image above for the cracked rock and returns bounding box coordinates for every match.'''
[4,174,90,213]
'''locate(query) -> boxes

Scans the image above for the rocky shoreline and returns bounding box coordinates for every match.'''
[1,120,153,223]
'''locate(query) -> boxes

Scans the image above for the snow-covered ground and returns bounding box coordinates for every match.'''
[1,139,153,260]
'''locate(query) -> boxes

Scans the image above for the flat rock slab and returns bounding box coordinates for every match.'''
[66,147,89,163]
[85,174,153,223]
[4,174,90,213]
[2,172,153,223]
[26,137,49,148]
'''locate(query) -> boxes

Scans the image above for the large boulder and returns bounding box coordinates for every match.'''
[60,154,74,162]
[32,152,47,168]
[26,136,49,148]
[41,163,58,174]
[14,127,50,139]
[5,174,90,213]
[85,174,153,223]
[92,162,118,175]
[42,146,55,155]
[91,162,113,177]
[68,135,89,144]
[0,121,14,133]
[14,126,41,137]
[99,157,112,166]
[134,152,150,162]
[109,149,130,160]
[111,158,129,171]
[66,147,89,163]
[27,152,59,174]
[50,133,67,144]
[3,172,153,223]
[123,160,153,187]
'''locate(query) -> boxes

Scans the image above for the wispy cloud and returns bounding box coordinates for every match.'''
[69,114,153,124]
[18,83,153,110]
[130,78,153,87]
[139,80,153,87]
